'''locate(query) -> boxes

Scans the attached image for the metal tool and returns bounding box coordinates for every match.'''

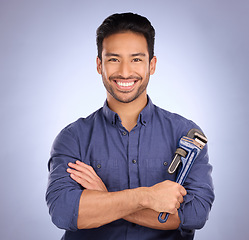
[158,128,208,223]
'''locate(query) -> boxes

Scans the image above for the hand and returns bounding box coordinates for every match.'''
[145,180,187,214]
[67,161,108,192]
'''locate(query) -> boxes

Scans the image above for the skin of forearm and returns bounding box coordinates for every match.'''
[77,187,181,230]
[77,188,148,229]
[123,209,180,230]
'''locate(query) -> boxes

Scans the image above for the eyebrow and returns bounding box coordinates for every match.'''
[131,53,146,57]
[104,53,120,57]
[104,52,146,57]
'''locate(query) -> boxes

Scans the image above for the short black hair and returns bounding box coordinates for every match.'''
[96,12,155,61]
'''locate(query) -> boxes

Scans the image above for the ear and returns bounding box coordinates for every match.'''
[96,57,102,74]
[149,56,157,75]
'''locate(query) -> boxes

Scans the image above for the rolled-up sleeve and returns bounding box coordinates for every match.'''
[46,126,83,231]
[178,143,215,235]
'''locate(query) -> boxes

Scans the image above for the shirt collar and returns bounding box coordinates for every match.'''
[139,95,154,126]
[103,100,118,126]
[102,95,154,126]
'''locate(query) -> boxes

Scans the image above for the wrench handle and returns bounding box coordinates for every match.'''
[158,212,169,223]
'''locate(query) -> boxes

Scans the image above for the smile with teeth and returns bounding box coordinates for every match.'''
[116,81,135,87]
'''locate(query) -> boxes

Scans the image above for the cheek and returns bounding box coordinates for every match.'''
[136,65,150,77]
[106,68,122,79]
[102,64,115,78]
[101,65,109,79]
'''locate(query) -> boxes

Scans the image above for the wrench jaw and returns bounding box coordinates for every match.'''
[175,129,207,185]
[168,129,207,175]
[167,149,187,174]
[187,129,207,147]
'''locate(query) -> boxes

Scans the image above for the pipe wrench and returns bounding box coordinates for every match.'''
[158,128,208,223]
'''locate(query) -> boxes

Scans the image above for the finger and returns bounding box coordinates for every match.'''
[67,168,94,184]
[70,173,94,189]
[68,162,86,171]
[69,161,98,178]
[176,201,181,209]
[70,171,107,192]
[68,167,104,189]
[169,207,178,215]
[68,162,96,180]
[180,186,187,196]
[76,161,99,177]
[178,195,184,204]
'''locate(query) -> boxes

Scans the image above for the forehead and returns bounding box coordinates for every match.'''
[102,32,148,56]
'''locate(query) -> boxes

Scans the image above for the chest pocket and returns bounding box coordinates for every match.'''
[90,158,120,192]
[144,158,176,187]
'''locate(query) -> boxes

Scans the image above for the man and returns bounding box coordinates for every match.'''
[46,13,214,240]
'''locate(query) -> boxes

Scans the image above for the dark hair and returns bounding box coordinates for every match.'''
[96,12,155,61]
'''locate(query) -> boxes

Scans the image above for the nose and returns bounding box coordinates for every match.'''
[118,61,132,78]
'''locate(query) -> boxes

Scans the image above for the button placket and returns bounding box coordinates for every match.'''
[128,130,140,189]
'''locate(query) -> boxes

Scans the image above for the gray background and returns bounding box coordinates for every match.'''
[1,0,248,239]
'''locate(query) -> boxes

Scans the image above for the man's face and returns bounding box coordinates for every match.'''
[97,31,156,104]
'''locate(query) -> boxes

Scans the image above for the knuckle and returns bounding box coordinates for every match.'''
[88,165,94,171]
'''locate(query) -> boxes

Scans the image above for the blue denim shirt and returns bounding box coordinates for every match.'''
[46,96,214,240]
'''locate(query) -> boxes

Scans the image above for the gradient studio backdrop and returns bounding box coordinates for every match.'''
[1,0,248,239]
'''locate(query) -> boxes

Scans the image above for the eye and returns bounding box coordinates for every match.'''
[108,58,119,62]
[133,58,142,62]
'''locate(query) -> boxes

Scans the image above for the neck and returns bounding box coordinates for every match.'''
[107,93,148,132]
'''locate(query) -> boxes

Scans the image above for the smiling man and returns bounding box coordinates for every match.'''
[99,32,155,104]
[46,13,214,240]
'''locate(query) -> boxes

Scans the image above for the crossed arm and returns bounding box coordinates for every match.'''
[67,161,187,230]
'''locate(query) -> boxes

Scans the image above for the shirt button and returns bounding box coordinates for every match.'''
[97,164,101,169]
[163,161,168,166]
[132,159,137,164]
[122,131,127,136]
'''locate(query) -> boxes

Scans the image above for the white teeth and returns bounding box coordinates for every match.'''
[117,81,134,87]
